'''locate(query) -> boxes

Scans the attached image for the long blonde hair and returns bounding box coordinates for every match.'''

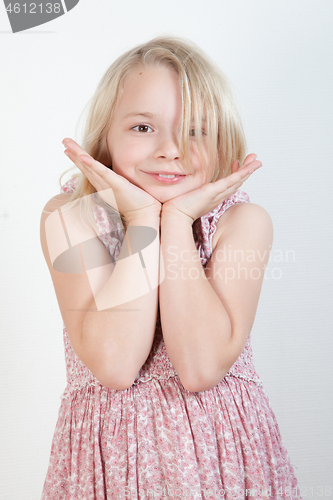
[60,35,247,230]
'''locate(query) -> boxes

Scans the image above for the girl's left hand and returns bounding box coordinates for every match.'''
[161,154,262,223]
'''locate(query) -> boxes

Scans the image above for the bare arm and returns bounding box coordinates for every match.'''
[159,202,273,392]
[40,194,160,390]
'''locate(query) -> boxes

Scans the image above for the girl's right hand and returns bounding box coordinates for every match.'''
[62,138,162,223]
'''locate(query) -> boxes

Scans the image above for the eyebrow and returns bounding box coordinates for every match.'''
[122,111,208,125]
[122,112,156,119]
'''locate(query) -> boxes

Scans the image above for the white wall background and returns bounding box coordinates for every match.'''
[1,0,332,498]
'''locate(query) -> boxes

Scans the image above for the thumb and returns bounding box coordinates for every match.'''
[231,160,240,174]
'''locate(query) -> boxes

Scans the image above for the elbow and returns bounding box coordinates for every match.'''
[180,370,228,393]
[86,358,138,391]
[101,359,142,390]
[95,370,135,391]
[79,334,139,391]
[179,339,244,393]
[102,363,139,390]
[181,378,220,393]
[102,380,134,391]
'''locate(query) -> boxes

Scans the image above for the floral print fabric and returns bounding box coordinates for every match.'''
[41,180,301,499]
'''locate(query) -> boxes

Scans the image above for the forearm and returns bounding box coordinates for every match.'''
[80,215,160,389]
[159,213,232,391]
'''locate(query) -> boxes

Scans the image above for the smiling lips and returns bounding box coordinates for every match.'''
[144,171,186,184]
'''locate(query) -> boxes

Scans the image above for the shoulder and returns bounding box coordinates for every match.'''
[41,175,81,215]
[40,194,74,263]
[41,193,73,216]
[222,202,273,229]
[212,202,273,252]
[40,193,103,275]
[40,193,92,259]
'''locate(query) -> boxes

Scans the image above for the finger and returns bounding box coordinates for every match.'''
[77,154,96,168]
[64,149,90,175]
[213,166,260,201]
[229,168,261,192]
[241,153,257,168]
[62,137,88,156]
[64,149,107,193]
[231,160,240,174]
[234,173,251,187]
[79,155,130,194]
[238,160,262,177]
[63,140,115,186]
[63,142,122,209]
[78,154,111,177]
[225,161,261,186]
[216,173,252,201]
[63,139,94,174]
[208,169,249,198]
[63,139,92,163]
[77,162,111,193]
[225,174,250,193]
[78,156,134,211]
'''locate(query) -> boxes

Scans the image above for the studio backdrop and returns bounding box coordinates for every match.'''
[1,0,332,498]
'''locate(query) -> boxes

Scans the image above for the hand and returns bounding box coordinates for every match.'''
[161,154,262,223]
[62,138,161,223]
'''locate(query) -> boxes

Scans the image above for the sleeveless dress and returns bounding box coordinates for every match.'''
[41,179,302,500]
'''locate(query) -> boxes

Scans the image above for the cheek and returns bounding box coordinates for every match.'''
[111,139,148,169]
[190,144,209,175]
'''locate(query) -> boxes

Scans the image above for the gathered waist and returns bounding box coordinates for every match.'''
[60,370,262,400]
[62,327,262,400]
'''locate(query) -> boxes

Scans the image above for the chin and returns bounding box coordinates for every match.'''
[158,196,172,204]
[150,190,180,204]
[137,185,174,203]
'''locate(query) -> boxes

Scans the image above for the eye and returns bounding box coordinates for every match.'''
[189,128,207,137]
[132,124,153,133]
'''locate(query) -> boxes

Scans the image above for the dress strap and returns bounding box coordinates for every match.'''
[193,189,250,267]
[60,176,80,194]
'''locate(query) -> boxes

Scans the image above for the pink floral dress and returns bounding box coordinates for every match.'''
[41,178,302,499]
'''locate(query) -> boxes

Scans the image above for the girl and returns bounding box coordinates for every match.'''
[40,36,302,499]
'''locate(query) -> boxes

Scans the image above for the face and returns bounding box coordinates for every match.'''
[106,65,209,203]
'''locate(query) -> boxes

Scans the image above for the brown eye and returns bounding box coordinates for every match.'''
[133,125,153,133]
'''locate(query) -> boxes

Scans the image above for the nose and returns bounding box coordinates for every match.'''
[153,134,180,161]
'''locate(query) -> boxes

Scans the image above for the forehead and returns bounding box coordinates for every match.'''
[116,65,182,118]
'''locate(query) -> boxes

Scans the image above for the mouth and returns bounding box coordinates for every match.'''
[143,171,187,184]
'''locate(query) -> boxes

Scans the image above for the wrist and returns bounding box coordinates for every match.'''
[161,208,194,227]
[125,214,161,228]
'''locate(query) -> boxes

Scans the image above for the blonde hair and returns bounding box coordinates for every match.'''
[60,35,247,230]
